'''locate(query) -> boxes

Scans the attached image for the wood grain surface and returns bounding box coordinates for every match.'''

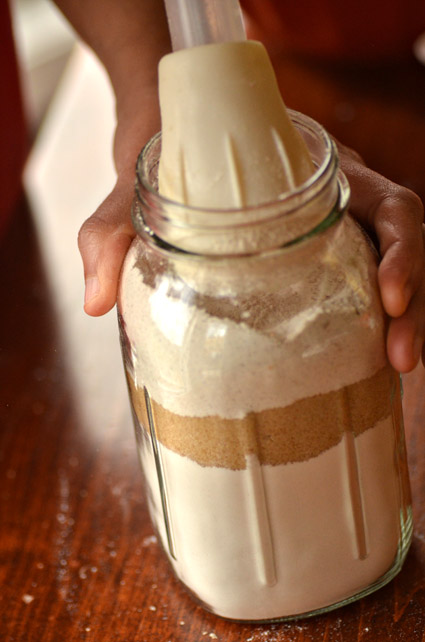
[1,51,425,642]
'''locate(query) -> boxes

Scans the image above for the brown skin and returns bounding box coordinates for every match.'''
[54,1,425,374]
[337,143,425,372]
[54,0,171,314]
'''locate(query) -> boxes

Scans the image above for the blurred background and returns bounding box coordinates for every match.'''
[2,4,425,640]
[7,0,123,431]
[10,0,116,226]
[11,0,76,135]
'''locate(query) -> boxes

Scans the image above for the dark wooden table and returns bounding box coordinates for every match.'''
[1,50,425,642]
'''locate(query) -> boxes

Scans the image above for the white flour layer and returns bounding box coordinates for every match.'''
[120,239,387,420]
[140,416,401,620]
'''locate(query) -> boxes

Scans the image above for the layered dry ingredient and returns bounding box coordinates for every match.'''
[118,39,410,620]
[138,415,401,619]
[129,365,393,469]
[119,226,410,619]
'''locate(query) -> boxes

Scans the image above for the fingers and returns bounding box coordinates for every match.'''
[78,178,135,316]
[338,144,425,372]
[386,262,425,373]
[80,130,425,376]
[77,82,161,317]
[376,198,424,319]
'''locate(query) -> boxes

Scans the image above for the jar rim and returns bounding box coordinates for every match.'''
[132,110,350,256]
[135,110,337,219]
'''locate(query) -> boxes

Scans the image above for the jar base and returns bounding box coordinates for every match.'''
[182,506,413,623]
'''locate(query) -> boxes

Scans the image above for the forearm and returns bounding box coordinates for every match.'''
[54,0,171,96]
[53,0,172,180]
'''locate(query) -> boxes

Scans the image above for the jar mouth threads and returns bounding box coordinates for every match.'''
[132,110,350,256]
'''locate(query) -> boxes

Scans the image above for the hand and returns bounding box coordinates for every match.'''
[337,142,425,373]
[53,0,170,315]
[78,174,135,317]
[56,1,424,373]
[78,93,161,318]
[79,122,425,375]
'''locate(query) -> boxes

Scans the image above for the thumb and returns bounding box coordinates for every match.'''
[78,178,135,316]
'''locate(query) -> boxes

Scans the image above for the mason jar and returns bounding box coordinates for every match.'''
[117,111,412,621]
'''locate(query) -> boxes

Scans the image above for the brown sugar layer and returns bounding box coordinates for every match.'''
[127,365,396,470]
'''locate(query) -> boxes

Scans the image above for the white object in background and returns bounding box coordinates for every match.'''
[24,42,127,437]
[11,0,77,130]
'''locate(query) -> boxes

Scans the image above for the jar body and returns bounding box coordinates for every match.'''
[117,116,412,621]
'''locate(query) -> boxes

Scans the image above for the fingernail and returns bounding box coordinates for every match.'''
[84,276,100,305]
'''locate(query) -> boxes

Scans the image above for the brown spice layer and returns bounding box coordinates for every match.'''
[128,365,396,470]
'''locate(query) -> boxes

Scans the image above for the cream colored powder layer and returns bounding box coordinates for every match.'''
[120,239,387,420]
[140,417,402,620]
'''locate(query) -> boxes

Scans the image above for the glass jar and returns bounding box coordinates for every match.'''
[117,111,412,622]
